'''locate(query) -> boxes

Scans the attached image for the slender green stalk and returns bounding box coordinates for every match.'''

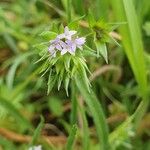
[30,116,44,146]
[67,0,72,23]
[70,81,77,125]
[95,0,108,20]
[73,0,84,15]
[75,75,109,150]
[66,124,77,150]
[78,101,90,150]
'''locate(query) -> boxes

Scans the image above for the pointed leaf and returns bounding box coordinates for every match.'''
[65,75,70,96]
[47,70,57,94]
[95,41,108,63]
[40,31,57,40]
[87,10,96,28]
[57,69,64,90]
[66,124,77,150]
[30,116,44,146]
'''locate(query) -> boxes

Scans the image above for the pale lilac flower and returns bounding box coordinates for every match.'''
[28,145,42,150]
[48,26,85,57]
[48,38,64,57]
[57,26,77,40]
[65,40,76,54]
[75,37,86,49]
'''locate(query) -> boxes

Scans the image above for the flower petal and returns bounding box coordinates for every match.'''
[55,44,62,51]
[69,31,77,36]
[75,37,85,45]
[61,49,68,55]
[64,26,69,35]
[57,34,65,39]
[71,43,76,52]
[48,45,55,52]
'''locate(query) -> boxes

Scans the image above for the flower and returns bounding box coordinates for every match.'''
[75,37,86,50]
[57,26,77,40]
[48,26,85,57]
[28,145,42,150]
[48,38,63,57]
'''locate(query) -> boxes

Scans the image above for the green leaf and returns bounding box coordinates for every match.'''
[59,24,65,33]
[95,41,108,63]
[95,0,109,20]
[78,102,90,150]
[111,0,148,128]
[77,63,90,92]
[47,70,57,94]
[10,67,42,99]
[30,116,44,146]
[70,81,77,125]
[65,75,70,96]
[66,124,77,150]
[0,97,31,130]
[72,0,84,15]
[6,52,33,90]
[67,0,72,23]
[87,10,96,28]
[75,74,109,150]
[143,22,150,36]
[83,45,97,57]
[0,137,16,150]
[68,15,85,29]
[48,97,63,117]
[40,31,57,40]
[64,56,71,71]
[109,117,134,149]
[3,33,19,54]
[57,69,64,90]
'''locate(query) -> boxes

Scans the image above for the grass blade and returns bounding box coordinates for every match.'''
[0,97,31,129]
[66,124,77,150]
[78,102,90,150]
[70,81,77,125]
[67,0,72,23]
[75,74,109,150]
[30,116,44,146]
[111,0,149,128]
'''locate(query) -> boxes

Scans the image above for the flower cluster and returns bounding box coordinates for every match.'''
[48,26,85,57]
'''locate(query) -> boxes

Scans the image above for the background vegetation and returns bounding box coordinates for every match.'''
[0,0,150,149]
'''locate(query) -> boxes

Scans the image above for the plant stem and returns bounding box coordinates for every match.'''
[75,75,109,150]
[67,0,72,23]
[133,95,149,128]
[70,81,77,125]
[78,100,90,150]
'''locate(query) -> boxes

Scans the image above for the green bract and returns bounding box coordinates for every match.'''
[88,11,122,63]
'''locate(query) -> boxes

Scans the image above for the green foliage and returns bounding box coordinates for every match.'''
[40,31,57,41]
[109,117,134,150]
[0,97,31,130]
[111,0,149,128]
[75,74,109,150]
[95,41,108,63]
[30,116,44,146]
[143,22,150,36]
[48,97,63,117]
[66,124,77,150]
